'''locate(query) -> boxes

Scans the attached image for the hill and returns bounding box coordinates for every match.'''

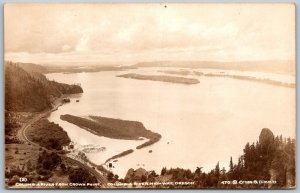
[5,61,83,112]
[11,62,48,74]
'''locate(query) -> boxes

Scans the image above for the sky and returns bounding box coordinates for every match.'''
[4,3,295,65]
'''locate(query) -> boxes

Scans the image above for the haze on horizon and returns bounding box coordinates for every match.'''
[4,3,295,66]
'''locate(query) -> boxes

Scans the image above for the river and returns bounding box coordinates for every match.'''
[46,67,295,178]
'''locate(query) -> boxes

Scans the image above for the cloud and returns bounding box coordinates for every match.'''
[75,35,90,51]
[62,44,72,52]
[4,3,295,64]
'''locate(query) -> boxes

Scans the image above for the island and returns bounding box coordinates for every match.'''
[105,149,134,163]
[116,73,199,85]
[60,114,161,150]
[193,71,295,88]
[157,69,191,76]
[157,69,295,88]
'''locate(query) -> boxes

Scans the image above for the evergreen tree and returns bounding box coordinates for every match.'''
[229,157,234,172]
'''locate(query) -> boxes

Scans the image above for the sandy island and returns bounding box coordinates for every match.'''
[117,73,199,84]
[60,114,162,161]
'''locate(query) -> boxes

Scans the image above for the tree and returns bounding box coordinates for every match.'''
[37,151,61,171]
[141,175,147,182]
[215,162,220,174]
[161,167,167,175]
[243,143,250,169]
[107,172,114,181]
[26,160,33,172]
[48,138,60,150]
[60,163,66,171]
[229,157,233,172]
[195,167,203,175]
[69,168,97,184]
[114,174,119,181]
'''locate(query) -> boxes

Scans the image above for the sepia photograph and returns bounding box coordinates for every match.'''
[4,3,295,189]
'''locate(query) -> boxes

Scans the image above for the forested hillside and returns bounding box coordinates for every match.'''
[5,61,83,112]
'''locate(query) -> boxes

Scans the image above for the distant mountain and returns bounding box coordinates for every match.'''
[132,60,295,75]
[5,61,83,112]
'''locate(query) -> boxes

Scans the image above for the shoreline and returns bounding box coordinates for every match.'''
[46,96,111,185]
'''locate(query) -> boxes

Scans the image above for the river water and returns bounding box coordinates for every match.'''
[46,67,295,178]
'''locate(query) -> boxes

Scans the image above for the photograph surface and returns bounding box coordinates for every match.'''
[4,3,296,189]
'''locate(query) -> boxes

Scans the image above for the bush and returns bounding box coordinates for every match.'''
[37,151,61,171]
[68,168,97,184]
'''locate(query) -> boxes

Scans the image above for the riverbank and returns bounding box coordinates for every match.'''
[116,73,199,84]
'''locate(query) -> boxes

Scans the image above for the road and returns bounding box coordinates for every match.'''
[17,97,109,188]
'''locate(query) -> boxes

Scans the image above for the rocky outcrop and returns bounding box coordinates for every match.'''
[259,128,274,148]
